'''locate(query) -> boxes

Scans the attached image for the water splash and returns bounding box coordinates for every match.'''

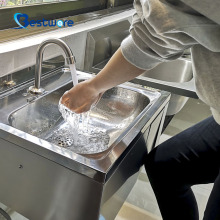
[52,64,110,154]
[56,97,110,154]
[48,122,110,154]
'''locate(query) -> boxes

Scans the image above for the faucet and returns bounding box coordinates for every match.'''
[28,38,75,94]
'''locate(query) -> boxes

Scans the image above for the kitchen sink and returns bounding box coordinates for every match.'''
[8,79,155,155]
[0,70,170,220]
[141,57,193,115]
[142,58,192,83]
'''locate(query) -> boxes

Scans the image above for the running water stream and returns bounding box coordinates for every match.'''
[69,64,78,87]
[52,64,110,154]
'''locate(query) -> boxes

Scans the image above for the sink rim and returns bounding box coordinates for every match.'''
[7,79,160,156]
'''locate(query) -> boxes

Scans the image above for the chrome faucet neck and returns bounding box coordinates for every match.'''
[29,38,75,94]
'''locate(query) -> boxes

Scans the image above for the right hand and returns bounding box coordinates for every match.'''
[60,79,103,114]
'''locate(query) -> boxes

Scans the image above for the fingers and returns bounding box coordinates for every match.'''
[59,81,102,114]
[61,92,92,113]
[60,90,70,105]
[73,104,91,114]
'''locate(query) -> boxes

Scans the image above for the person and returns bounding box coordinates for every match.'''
[61,0,220,219]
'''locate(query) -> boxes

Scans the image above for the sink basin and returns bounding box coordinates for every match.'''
[141,57,193,115]
[8,81,155,155]
[142,58,192,82]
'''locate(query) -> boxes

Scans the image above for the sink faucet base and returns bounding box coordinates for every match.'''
[28,86,45,95]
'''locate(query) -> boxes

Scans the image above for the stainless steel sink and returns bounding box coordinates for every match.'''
[142,58,192,83]
[141,57,193,115]
[8,80,154,155]
[0,70,170,220]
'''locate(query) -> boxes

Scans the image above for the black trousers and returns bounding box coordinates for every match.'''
[145,117,220,220]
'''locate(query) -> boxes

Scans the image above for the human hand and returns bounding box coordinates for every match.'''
[60,79,103,114]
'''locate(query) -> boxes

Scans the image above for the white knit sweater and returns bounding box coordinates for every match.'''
[121,0,220,124]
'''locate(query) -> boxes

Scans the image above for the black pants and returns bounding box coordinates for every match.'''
[145,117,220,220]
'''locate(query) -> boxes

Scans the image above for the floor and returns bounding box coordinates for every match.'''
[0,98,213,220]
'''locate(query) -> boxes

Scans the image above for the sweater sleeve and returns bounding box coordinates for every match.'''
[121,0,220,124]
[121,35,163,70]
[121,11,196,70]
[120,0,220,70]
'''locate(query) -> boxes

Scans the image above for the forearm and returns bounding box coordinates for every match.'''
[88,47,145,93]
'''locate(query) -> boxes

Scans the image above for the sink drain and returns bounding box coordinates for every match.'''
[56,137,73,148]
[46,123,110,154]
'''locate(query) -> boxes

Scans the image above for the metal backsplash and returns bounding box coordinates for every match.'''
[84,20,130,73]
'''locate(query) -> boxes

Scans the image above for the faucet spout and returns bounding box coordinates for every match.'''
[29,38,75,94]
